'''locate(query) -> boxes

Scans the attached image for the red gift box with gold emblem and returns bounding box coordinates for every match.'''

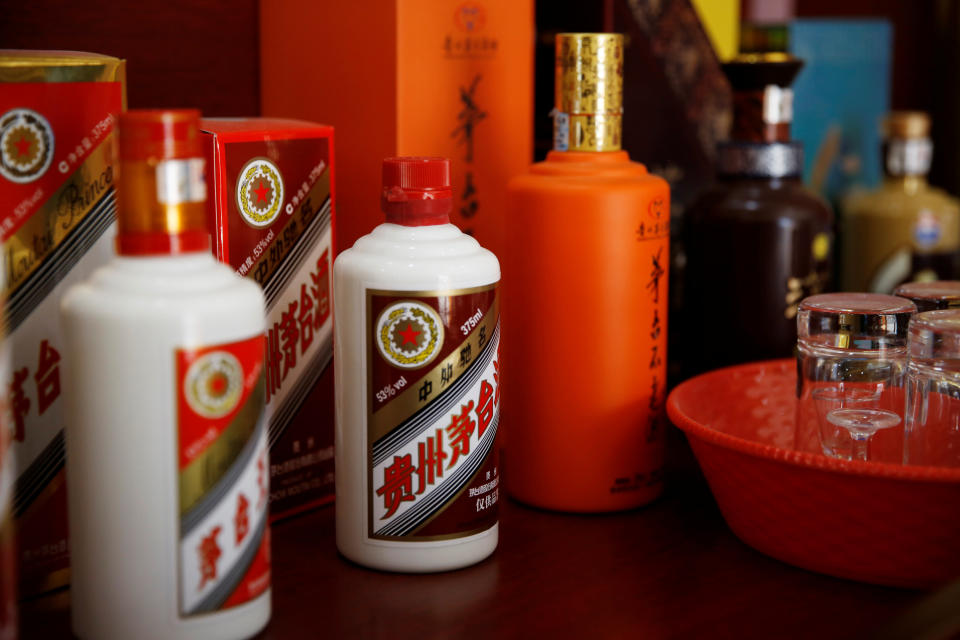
[200,118,335,520]
[0,50,126,598]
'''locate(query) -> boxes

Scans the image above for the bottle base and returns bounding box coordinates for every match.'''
[336,525,498,573]
[72,589,271,640]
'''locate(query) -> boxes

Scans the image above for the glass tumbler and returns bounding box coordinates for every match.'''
[893,280,960,312]
[796,293,915,462]
[904,310,960,467]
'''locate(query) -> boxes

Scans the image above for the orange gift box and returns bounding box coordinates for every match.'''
[260,0,534,259]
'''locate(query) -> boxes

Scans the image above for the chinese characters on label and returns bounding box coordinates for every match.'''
[6,339,61,442]
[784,271,827,320]
[452,74,487,231]
[284,161,326,216]
[57,113,115,176]
[646,248,666,444]
[443,35,499,59]
[238,160,326,284]
[636,197,669,241]
[375,344,500,521]
[266,250,331,403]
[185,433,270,609]
[197,526,222,590]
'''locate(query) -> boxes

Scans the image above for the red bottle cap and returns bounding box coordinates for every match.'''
[381,156,452,226]
[115,109,210,256]
[118,109,203,162]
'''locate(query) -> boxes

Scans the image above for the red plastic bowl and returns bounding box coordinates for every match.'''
[667,358,960,589]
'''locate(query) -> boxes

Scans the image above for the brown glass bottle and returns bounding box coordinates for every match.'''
[681,54,834,379]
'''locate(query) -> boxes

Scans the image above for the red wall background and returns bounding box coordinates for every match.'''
[3,0,958,193]
[0,0,261,116]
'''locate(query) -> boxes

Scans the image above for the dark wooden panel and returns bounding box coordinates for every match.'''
[0,0,260,116]
[794,0,936,113]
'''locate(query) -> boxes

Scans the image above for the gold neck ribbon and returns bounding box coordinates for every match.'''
[554,33,623,152]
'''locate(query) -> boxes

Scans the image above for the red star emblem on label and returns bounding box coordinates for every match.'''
[398,323,422,346]
[375,301,445,369]
[252,179,269,203]
[235,157,284,228]
[1,108,54,184]
[14,136,31,157]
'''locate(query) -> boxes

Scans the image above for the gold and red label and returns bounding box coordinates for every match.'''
[1,81,122,300]
[367,283,500,540]
[176,335,270,617]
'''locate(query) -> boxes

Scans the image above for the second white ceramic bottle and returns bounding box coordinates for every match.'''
[334,157,501,572]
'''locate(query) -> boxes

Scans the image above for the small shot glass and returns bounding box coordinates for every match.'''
[893,280,960,312]
[796,293,915,462]
[904,310,960,467]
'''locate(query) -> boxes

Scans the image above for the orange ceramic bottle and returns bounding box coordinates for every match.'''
[504,34,670,512]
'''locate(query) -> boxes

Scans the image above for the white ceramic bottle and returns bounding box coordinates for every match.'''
[334,157,501,572]
[61,110,270,640]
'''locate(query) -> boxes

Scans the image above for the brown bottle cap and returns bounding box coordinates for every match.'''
[723,53,804,143]
[723,53,804,90]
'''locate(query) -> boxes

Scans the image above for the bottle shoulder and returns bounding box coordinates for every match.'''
[925,184,960,207]
[335,223,500,289]
[509,152,669,194]
[846,185,960,217]
[688,179,833,226]
[62,253,265,317]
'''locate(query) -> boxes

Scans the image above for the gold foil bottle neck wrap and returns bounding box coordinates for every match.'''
[554,33,623,152]
[116,159,207,236]
[116,110,209,255]
[0,50,125,86]
[118,110,207,237]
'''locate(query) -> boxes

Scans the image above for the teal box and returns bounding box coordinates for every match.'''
[789,19,892,204]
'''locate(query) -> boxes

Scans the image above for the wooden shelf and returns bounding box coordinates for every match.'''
[21,463,921,638]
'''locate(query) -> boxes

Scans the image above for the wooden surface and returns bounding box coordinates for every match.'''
[21,458,924,639]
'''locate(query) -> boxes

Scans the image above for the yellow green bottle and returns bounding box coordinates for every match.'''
[842,112,960,292]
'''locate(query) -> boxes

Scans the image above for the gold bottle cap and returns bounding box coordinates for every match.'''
[554,33,623,152]
[883,111,930,139]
